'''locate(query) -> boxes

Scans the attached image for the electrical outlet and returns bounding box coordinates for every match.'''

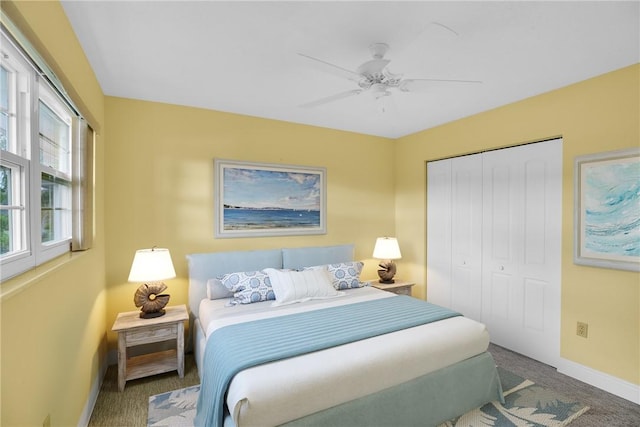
[576,321,588,338]
[43,414,51,427]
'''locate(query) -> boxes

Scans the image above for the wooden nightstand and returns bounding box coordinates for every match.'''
[112,304,188,391]
[370,280,415,296]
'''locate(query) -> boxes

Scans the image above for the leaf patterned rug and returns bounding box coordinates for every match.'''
[147,368,589,427]
[438,368,589,427]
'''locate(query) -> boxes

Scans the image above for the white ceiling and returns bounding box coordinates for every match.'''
[61,1,639,139]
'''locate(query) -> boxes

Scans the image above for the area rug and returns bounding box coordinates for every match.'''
[147,368,589,427]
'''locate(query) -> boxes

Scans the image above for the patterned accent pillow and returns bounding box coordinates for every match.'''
[219,270,275,305]
[327,261,365,289]
[305,261,366,290]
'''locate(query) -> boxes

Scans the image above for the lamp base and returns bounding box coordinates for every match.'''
[139,309,166,319]
[378,278,395,284]
[377,260,397,284]
[134,282,170,319]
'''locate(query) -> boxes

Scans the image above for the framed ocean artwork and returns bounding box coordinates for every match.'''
[214,159,326,238]
[574,147,639,271]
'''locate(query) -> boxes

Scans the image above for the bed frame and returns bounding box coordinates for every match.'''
[187,244,503,427]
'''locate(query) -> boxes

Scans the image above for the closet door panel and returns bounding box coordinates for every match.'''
[450,155,483,320]
[489,165,513,262]
[524,278,546,331]
[426,159,452,308]
[482,147,525,354]
[481,140,562,367]
[489,272,510,321]
[524,159,548,264]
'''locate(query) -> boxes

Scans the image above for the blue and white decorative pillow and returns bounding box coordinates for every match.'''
[305,261,366,290]
[327,261,365,289]
[219,270,275,305]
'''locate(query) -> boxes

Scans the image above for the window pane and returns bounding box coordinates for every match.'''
[1,165,11,253]
[1,66,9,152]
[0,164,25,256]
[39,101,70,175]
[41,172,71,244]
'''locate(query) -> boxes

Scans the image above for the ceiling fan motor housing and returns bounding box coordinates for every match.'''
[369,42,389,59]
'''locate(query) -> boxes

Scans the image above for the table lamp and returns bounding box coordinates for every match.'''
[373,237,402,284]
[128,247,176,318]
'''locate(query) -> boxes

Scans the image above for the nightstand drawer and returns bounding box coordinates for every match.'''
[126,324,177,346]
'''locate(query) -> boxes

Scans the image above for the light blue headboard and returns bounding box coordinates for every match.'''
[187,249,282,317]
[282,244,354,270]
[186,244,354,318]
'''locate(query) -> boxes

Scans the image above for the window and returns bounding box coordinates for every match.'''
[1,27,92,281]
[39,84,73,246]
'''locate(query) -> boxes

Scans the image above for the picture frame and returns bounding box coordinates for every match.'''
[214,159,326,238]
[574,147,639,271]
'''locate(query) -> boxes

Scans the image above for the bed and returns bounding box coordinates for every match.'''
[187,244,503,427]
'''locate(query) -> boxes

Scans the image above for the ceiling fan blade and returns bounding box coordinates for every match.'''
[399,78,482,92]
[299,89,363,108]
[298,53,362,83]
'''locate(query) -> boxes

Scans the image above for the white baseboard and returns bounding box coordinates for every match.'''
[558,357,640,405]
[77,355,108,427]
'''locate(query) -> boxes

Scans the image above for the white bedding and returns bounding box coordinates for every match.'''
[197,287,490,427]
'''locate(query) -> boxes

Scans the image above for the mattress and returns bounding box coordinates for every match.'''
[197,287,491,427]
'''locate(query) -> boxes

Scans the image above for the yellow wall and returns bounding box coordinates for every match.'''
[395,64,640,385]
[103,97,396,348]
[0,1,106,426]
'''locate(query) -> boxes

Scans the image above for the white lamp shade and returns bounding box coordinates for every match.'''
[128,248,176,282]
[373,237,402,260]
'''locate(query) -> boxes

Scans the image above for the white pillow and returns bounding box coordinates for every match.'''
[264,268,344,306]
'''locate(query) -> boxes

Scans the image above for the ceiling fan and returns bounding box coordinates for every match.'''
[299,42,481,110]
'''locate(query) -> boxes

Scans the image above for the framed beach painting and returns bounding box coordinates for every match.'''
[214,159,326,238]
[574,147,639,271]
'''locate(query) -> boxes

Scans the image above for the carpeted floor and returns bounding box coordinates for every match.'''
[89,354,200,427]
[489,345,640,427]
[89,344,640,426]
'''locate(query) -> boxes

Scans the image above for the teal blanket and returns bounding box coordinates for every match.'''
[194,295,461,427]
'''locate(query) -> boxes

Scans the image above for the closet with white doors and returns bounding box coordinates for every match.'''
[427,139,562,367]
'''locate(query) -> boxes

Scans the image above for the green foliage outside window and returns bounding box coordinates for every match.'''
[0,166,9,254]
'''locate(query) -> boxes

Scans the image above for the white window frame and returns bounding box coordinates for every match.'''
[1,31,34,279]
[1,28,80,281]
[36,80,73,261]
[0,153,30,269]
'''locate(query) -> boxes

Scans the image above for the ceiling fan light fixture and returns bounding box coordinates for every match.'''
[370,83,391,99]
